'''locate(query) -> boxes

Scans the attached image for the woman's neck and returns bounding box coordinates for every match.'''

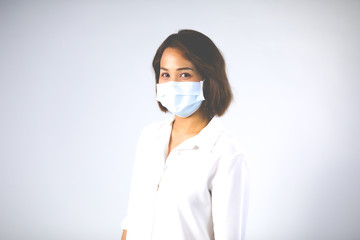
[172,111,210,135]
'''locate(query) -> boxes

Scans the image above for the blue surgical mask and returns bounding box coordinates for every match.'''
[156,80,205,118]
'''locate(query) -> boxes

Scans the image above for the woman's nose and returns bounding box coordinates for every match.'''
[170,75,181,82]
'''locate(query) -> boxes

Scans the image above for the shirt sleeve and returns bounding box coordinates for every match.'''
[121,126,149,231]
[121,216,129,230]
[211,153,249,239]
[121,122,161,232]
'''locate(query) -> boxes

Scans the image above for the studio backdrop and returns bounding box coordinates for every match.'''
[0,1,359,239]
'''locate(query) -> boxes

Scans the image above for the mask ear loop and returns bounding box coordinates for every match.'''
[202,78,206,93]
[201,78,211,119]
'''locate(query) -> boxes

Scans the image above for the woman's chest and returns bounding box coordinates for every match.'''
[137,142,217,203]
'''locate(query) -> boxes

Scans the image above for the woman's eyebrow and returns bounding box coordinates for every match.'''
[177,67,194,71]
[160,67,194,71]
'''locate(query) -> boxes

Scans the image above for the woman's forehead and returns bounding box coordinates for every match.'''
[160,47,194,68]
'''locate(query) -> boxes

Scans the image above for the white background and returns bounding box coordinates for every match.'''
[1,0,359,239]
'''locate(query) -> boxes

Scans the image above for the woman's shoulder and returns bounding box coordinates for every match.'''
[211,121,246,162]
[217,133,244,154]
[138,117,173,139]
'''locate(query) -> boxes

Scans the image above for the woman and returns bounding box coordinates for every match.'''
[122,29,249,240]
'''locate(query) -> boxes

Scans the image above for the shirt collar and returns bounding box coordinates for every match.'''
[155,116,174,140]
[156,116,223,153]
[191,116,223,152]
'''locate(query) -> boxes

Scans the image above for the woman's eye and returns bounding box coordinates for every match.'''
[161,73,170,78]
[180,73,191,78]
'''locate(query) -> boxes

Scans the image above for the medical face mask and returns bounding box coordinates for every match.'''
[156,80,205,118]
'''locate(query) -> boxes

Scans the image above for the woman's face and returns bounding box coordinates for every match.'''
[159,47,203,84]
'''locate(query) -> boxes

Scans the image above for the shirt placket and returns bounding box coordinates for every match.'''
[151,125,174,239]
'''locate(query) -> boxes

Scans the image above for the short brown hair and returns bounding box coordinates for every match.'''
[152,29,233,118]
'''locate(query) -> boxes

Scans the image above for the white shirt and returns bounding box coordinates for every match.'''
[122,117,249,240]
